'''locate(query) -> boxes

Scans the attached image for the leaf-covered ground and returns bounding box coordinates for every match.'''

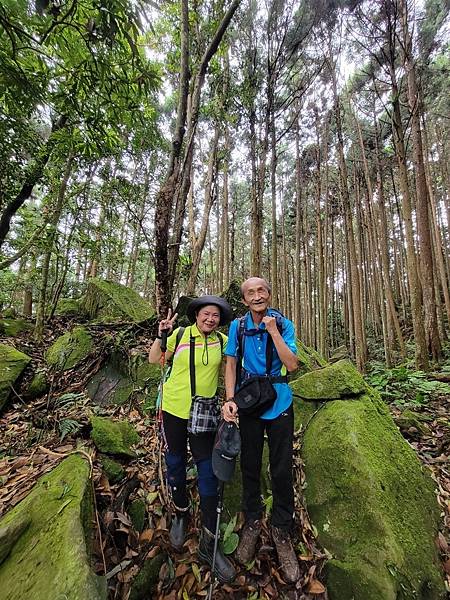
[1,322,449,599]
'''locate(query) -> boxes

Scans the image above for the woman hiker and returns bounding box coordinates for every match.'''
[148,296,236,584]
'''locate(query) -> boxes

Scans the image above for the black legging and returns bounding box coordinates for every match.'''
[162,411,218,531]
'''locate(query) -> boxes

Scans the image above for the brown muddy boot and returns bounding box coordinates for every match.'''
[272,526,300,583]
[235,519,261,564]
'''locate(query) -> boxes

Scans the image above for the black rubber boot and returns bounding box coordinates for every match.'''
[169,509,189,550]
[198,527,236,583]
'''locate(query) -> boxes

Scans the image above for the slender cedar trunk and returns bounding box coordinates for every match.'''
[222,126,231,289]
[383,4,428,368]
[372,109,406,359]
[186,125,220,295]
[248,47,263,275]
[331,72,366,371]
[389,83,429,368]
[294,114,302,338]
[400,0,441,361]
[127,171,149,289]
[34,152,74,340]
[49,213,80,318]
[422,122,450,326]
[0,115,68,249]
[269,107,279,306]
[167,0,242,297]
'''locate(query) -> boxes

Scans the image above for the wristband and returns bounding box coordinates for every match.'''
[155,335,162,340]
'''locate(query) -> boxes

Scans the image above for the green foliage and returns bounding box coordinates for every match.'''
[220,514,239,554]
[367,363,450,407]
[58,418,82,442]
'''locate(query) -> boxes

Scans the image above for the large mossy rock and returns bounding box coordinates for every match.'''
[87,352,134,405]
[46,326,93,370]
[295,362,445,600]
[55,298,85,317]
[86,352,160,407]
[0,344,31,412]
[0,318,32,337]
[91,416,140,457]
[81,278,153,323]
[294,359,367,400]
[0,454,106,600]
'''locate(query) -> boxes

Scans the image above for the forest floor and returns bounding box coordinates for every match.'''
[1,321,449,600]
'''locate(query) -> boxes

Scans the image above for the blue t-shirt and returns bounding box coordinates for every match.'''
[225,309,297,419]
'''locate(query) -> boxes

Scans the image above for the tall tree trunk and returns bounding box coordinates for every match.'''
[400,0,441,361]
[34,151,74,340]
[186,125,220,295]
[384,4,429,369]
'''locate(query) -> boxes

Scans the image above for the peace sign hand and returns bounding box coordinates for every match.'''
[158,308,178,336]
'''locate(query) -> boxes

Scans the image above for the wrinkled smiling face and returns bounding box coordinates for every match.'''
[242,279,271,313]
[196,305,221,334]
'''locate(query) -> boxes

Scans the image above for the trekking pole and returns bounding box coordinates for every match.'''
[207,480,225,600]
[157,328,170,505]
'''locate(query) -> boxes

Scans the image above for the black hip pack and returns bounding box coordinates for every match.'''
[234,314,287,417]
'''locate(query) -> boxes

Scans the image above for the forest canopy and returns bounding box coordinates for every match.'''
[0,0,449,371]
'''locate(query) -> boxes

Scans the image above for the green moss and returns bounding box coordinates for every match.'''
[129,553,166,600]
[128,499,146,532]
[91,416,140,457]
[302,390,445,600]
[55,298,84,317]
[291,394,319,432]
[395,409,430,435]
[46,327,93,370]
[0,455,106,600]
[26,371,48,399]
[0,344,31,412]
[100,456,125,484]
[2,308,16,318]
[0,318,32,337]
[294,359,367,400]
[131,356,161,409]
[81,278,154,323]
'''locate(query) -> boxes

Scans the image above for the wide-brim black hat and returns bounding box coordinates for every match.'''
[186,295,233,326]
[212,420,241,482]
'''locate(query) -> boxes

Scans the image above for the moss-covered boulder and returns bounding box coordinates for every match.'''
[46,327,93,371]
[55,298,85,317]
[91,416,140,457]
[100,456,125,484]
[0,344,32,412]
[132,357,161,408]
[0,454,106,600]
[81,278,153,323]
[129,553,166,600]
[294,359,367,400]
[87,353,134,406]
[300,381,445,599]
[395,409,431,435]
[0,318,33,337]
[87,352,161,408]
[25,371,49,399]
[128,499,146,532]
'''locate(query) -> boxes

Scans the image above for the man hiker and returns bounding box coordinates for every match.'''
[222,277,300,584]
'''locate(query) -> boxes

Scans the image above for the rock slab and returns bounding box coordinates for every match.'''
[81,278,153,323]
[91,416,140,457]
[46,326,93,370]
[0,344,31,412]
[297,361,446,600]
[0,454,106,600]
